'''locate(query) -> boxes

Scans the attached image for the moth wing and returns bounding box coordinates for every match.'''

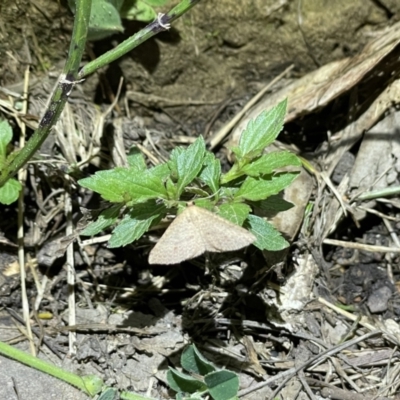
[188,206,256,252]
[148,209,206,265]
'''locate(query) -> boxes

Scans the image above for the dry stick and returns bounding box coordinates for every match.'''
[17,66,36,355]
[382,217,400,284]
[65,190,76,355]
[208,64,294,150]
[323,238,400,253]
[243,331,380,399]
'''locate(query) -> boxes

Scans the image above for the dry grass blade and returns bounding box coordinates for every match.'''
[148,205,256,265]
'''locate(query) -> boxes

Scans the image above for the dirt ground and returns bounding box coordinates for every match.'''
[1,0,400,399]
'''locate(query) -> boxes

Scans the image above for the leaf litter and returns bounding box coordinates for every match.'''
[2,9,400,400]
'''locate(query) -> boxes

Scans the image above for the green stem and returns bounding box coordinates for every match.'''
[0,0,92,187]
[0,341,103,396]
[78,0,202,78]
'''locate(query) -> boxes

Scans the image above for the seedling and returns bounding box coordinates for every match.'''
[79,99,301,262]
[167,344,240,400]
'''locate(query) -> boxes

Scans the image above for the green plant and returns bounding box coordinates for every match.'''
[0,0,201,199]
[67,0,171,41]
[0,120,22,205]
[79,99,301,255]
[167,344,239,400]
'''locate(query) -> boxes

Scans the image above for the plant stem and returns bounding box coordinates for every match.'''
[0,341,103,396]
[0,0,202,188]
[79,0,202,78]
[0,0,92,187]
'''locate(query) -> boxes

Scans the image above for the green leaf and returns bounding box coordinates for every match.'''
[176,137,206,196]
[120,0,156,22]
[235,172,299,202]
[199,153,221,194]
[0,178,21,205]
[218,203,251,226]
[79,164,169,204]
[204,370,239,400]
[246,214,289,251]
[241,151,301,177]
[181,344,216,376]
[0,119,12,166]
[234,99,287,160]
[127,146,147,170]
[167,368,207,394]
[252,195,294,213]
[191,198,214,211]
[69,0,124,41]
[143,0,170,6]
[108,202,165,247]
[81,204,122,236]
[97,387,118,400]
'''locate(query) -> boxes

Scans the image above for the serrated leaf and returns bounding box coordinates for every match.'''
[127,146,147,170]
[246,214,289,251]
[167,368,207,394]
[79,164,169,204]
[218,203,251,226]
[176,137,206,196]
[0,178,21,205]
[242,151,301,177]
[108,202,165,247]
[235,172,299,202]
[199,153,221,193]
[204,370,239,400]
[253,195,294,213]
[235,99,287,160]
[0,119,12,165]
[81,204,122,236]
[181,344,216,376]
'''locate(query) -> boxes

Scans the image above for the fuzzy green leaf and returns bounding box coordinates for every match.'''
[167,368,207,394]
[79,164,169,204]
[204,370,239,400]
[81,204,122,236]
[127,146,147,170]
[176,137,206,196]
[108,202,165,247]
[0,178,21,205]
[181,344,216,376]
[235,172,299,202]
[246,214,289,251]
[218,203,251,226]
[242,151,301,177]
[199,153,221,193]
[234,99,287,160]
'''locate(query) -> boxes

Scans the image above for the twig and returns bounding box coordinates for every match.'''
[65,190,76,355]
[238,331,381,398]
[323,238,400,253]
[17,66,36,356]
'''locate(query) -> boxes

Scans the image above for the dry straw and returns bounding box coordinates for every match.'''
[149,205,256,265]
